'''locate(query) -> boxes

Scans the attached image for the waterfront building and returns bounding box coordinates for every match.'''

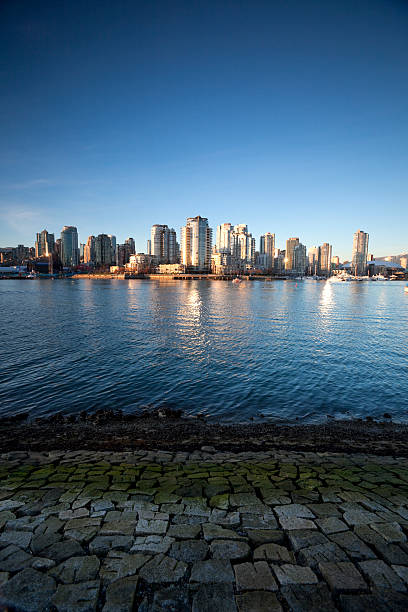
[127,253,157,273]
[293,243,307,275]
[319,243,332,276]
[216,223,234,252]
[259,232,275,271]
[285,237,299,271]
[232,224,256,267]
[35,229,55,258]
[83,236,96,265]
[400,256,408,270]
[211,250,240,274]
[367,259,404,278]
[158,263,186,274]
[352,229,369,276]
[95,234,114,267]
[151,225,177,263]
[180,216,212,271]
[108,235,116,264]
[275,249,285,274]
[125,237,136,254]
[308,246,320,275]
[331,255,340,269]
[146,239,151,255]
[60,226,79,267]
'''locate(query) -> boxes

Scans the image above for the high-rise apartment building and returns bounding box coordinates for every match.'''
[400,256,408,270]
[180,216,212,271]
[319,243,332,276]
[231,224,256,266]
[216,223,234,252]
[293,243,307,274]
[285,237,299,271]
[259,232,275,271]
[108,235,116,264]
[60,226,79,267]
[35,230,55,258]
[95,234,114,267]
[352,230,369,276]
[308,246,320,276]
[83,236,96,264]
[151,225,177,263]
[125,237,136,254]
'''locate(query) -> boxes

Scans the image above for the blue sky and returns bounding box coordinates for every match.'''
[0,0,407,259]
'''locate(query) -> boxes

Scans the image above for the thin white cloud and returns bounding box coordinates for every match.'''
[4,179,53,190]
[0,205,41,232]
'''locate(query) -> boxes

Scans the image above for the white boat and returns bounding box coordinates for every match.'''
[232,278,241,284]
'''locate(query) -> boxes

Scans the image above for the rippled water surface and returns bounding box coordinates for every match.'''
[1,279,408,423]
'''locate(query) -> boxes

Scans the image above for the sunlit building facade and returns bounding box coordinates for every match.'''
[352,230,369,276]
[151,225,177,263]
[180,216,212,271]
[60,226,79,267]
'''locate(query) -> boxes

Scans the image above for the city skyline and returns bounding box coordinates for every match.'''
[0,0,407,260]
[3,218,407,263]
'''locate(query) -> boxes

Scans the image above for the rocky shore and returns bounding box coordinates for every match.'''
[1,410,408,456]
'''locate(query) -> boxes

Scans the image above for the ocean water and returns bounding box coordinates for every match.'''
[1,278,407,423]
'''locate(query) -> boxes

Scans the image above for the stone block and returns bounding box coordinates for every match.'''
[103,575,139,612]
[100,551,151,583]
[288,530,329,551]
[89,535,132,555]
[298,542,349,568]
[130,535,174,554]
[318,561,367,593]
[193,583,237,612]
[358,559,407,592]
[191,559,235,583]
[170,540,209,563]
[52,580,100,612]
[236,590,282,612]
[253,542,295,564]
[0,568,56,612]
[139,553,187,583]
[49,555,100,583]
[210,540,251,561]
[273,564,318,586]
[234,561,277,591]
[281,584,337,611]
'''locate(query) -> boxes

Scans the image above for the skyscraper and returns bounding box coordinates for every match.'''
[125,237,136,254]
[259,232,275,270]
[231,224,255,266]
[108,235,116,264]
[308,246,320,276]
[60,226,79,267]
[151,225,177,263]
[216,223,233,252]
[95,234,114,266]
[35,229,55,258]
[285,237,299,271]
[293,243,307,275]
[352,230,369,276]
[319,243,332,276]
[180,216,212,271]
[83,236,96,264]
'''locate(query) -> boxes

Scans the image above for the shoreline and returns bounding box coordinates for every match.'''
[1,412,408,456]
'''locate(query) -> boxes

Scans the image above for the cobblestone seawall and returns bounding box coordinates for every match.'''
[0,448,408,610]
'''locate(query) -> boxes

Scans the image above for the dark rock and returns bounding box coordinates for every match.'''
[1,568,56,612]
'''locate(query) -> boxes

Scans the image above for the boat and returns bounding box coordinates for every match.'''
[404,285,408,294]
[232,278,242,284]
